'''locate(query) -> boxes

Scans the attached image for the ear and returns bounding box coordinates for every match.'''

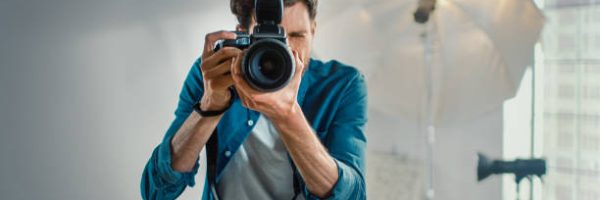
[310,21,317,36]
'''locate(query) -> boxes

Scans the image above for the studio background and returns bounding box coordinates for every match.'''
[1,0,598,200]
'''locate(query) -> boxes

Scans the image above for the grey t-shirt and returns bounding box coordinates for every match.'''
[217,115,304,200]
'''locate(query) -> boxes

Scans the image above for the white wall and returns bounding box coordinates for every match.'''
[0,1,234,199]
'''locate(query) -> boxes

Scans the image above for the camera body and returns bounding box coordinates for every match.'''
[214,0,295,92]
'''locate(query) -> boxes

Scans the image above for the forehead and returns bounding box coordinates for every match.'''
[280,3,311,31]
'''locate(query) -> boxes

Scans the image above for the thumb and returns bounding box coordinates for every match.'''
[292,51,304,80]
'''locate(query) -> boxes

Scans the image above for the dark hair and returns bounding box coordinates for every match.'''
[230,0,318,29]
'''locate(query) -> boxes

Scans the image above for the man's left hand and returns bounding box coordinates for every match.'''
[231,50,305,120]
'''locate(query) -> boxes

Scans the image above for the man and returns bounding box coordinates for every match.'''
[141,0,367,199]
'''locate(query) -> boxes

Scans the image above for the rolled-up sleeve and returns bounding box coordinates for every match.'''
[141,58,204,200]
[304,71,368,200]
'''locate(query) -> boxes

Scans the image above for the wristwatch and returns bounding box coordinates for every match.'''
[194,89,234,117]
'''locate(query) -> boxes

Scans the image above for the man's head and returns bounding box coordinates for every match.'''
[230,0,318,67]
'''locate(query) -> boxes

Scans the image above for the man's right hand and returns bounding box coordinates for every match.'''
[170,31,242,173]
[199,31,242,111]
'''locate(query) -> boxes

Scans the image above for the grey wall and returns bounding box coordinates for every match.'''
[0,1,234,199]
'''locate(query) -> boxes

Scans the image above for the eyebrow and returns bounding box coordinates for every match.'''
[287,30,308,36]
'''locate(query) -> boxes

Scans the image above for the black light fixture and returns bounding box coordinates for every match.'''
[414,0,436,24]
[477,153,546,184]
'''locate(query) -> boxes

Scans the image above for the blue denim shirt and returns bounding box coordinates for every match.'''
[141,57,367,200]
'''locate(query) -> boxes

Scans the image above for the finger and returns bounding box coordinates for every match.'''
[292,51,305,80]
[241,98,250,108]
[230,56,257,103]
[212,74,235,90]
[229,56,247,94]
[231,54,242,78]
[231,53,248,89]
[202,30,237,58]
[231,57,255,94]
[238,90,256,109]
[231,75,251,109]
[203,59,232,79]
[202,47,242,71]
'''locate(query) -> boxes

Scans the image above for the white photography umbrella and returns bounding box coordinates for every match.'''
[314,0,544,199]
[315,0,544,124]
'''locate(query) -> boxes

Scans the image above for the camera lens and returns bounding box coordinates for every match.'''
[242,39,295,92]
[259,53,282,79]
[255,50,285,80]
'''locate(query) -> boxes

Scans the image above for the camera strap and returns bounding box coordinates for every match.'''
[206,129,220,200]
[290,157,302,200]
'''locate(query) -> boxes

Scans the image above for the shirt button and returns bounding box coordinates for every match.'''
[247,120,254,126]
[224,150,231,157]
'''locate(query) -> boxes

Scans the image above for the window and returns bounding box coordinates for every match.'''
[503,0,600,200]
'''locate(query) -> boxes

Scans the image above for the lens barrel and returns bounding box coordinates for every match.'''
[241,39,295,92]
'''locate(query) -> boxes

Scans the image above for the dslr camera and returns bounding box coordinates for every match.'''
[214,0,295,92]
